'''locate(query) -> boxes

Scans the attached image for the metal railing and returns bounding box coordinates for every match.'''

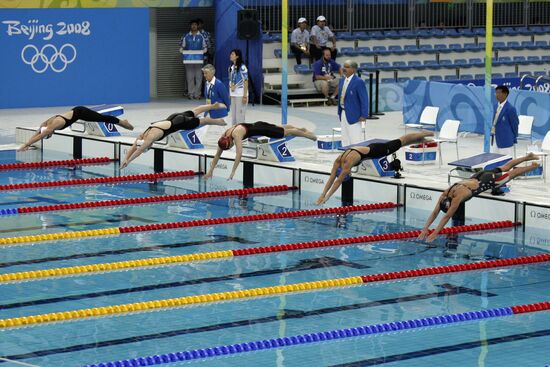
[236,0,549,32]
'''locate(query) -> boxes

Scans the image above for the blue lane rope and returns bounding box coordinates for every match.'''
[0,208,18,216]
[82,307,513,367]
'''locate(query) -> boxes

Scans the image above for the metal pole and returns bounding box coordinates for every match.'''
[281,0,288,124]
[373,69,385,116]
[483,0,494,153]
[367,72,379,120]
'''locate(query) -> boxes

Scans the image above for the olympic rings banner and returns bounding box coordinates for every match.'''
[0,8,149,108]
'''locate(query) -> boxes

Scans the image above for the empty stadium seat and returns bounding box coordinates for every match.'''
[460,74,473,80]
[434,44,450,53]
[404,45,421,54]
[294,64,312,74]
[513,56,527,64]
[505,72,518,78]
[527,56,543,65]
[493,42,508,50]
[424,60,441,69]
[444,75,458,80]
[507,41,522,50]
[469,58,483,66]
[408,61,425,69]
[429,75,443,81]
[388,45,404,54]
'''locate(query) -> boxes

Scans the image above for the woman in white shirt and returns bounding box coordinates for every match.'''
[228,49,249,125]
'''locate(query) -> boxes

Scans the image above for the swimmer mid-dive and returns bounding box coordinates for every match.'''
[18,106,134,151]
[418,152,540,242]
[204,121,317,180]
[316,131,434,205]
[120,102,227,169]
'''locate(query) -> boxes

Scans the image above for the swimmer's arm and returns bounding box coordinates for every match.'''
[121,140,153,169]
[425,198,462,243]
[316,160,341,205]
[229,139,243,180]
[120,141,139,169]
[418,193,446,239]
[204,147,223,180]
[18,129,52,151]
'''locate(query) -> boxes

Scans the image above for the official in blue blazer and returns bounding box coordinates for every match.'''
[491,85,518,156]
[202,64,230,120]
[337,60,369,147]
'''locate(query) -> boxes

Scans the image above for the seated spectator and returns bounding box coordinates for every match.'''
[291,17,310,65]
[310,15,337,61]
[312,48,342,105]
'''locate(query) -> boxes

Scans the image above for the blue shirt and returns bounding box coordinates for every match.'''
[229,64,249,97]
[312,58,340,81]
[180,32,206,51]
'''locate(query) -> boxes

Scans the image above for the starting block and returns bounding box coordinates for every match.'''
[404,141,438,165]
[70,104,124,137]
[243,136,295,162]
[447,153,512,184]
[317,134,342,151]
[340,139,395,177]
[166,125,208,149]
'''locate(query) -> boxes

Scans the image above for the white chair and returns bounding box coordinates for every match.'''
[405,106,439,132]
[514,115,534,157]
[432,119,461,167]
[530,131,550,182]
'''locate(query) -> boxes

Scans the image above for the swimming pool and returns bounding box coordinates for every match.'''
[0,151,549,367]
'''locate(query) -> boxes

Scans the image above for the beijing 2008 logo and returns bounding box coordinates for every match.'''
[21,43,77,73]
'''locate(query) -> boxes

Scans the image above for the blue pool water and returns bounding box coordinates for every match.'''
[0,152,549,367]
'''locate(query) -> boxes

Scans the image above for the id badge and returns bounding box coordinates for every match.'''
[206,99,211,104]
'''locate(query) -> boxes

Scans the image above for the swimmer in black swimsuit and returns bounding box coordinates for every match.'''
[18,106,134,151]
[204,121,317,180]
[120,102,228,169]
[419,152,540,242]
[316,131,434,205]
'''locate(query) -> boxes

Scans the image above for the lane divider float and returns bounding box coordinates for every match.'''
[6,185,294,215]
[0,170,196,192]
[0,202,397,246]
[0,221,517,283]
[82,301,550,367]
[0,252,548,329]
[0,157,112,171]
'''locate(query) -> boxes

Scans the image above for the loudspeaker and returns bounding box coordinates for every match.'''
[237,9,260,40]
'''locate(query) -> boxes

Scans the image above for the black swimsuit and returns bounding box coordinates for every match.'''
[225,121,285,140]
[146,111,200,139]
[344,139,403,166]
[57,106,121,129]
[443,167,509,205]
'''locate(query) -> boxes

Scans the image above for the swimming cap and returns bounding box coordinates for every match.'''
[439,197,452,213]
[218,136,232,150]
[336,167,351,182]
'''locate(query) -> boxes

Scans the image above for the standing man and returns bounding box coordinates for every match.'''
[310,15,337,61]
[197,18,214,64]
[312,48,342,105]
[491,85,519,157]
[180,19,206,99]
[202,64,230,123]
[290,17,310,65]
[337,60,369,147]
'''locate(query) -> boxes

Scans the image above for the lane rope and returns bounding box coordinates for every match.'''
[0,170,196,192]
[0,157,112,171]
[0,202,397,246]
[82,301,550,367]
[0,221,517,283]
[0,252,548,329]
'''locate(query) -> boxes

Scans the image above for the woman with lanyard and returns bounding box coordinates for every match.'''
[228,49,249,126]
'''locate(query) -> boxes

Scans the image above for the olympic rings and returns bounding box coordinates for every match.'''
[21,44,77,73]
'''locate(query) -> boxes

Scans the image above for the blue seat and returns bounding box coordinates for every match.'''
[413,76,427,80]
[388,45,404,54]
[374,61,391,70]
[495,56,512,65]
[398,29,417,39]
[477,42,486,49]
[505,72,518,78]
[384,30,400,39]
[529,26,545,35]
[381,77,396,84]
[543,26,550,33]
[424,60,441,69]
[474,74,485,80]
[444,75,458,81]
[416,29,432,39]
[274,49,282,58]
[357,47,373,56]
[521,41,536,49]
[431,29,445,38]
[493,42,508,50]
[492,73,503,79]
[542,55,550,63]
[507,41,522,50]
[353,31,370,40]
[408,60,425,70]
[534,71,547,77]
[519,71,530,77]
[460,74,473,80]
[535,40,549,49]
[444,29,460,37]
[515,26,531,36]
[337,32,354,41]
[458,28,474,37]
[434,44,450,53]
[373,46,389,55]
[368,31,384,40]
[404,45,421,54]
[493,27,505,36]
[262,33,274,42]
[527,56,543,65]
[429,75,443,81]
[392,61,408,70]
[448,44,464,52]
[359,62,374,71]
[340,47,355,56]
[293,64,312,74]
[419,44,435,53]
[463,43,479,51]
[454,59,470,68]
[271,34,282,42]
[501,27,517,36]
[398,77,411,83]
[513,56,527,64]
[469,58,483,66]
[439,59,455,69]
[473,28,486,36]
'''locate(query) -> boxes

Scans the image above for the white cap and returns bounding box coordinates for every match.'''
[298,17,307,24]
[317,15,326,22]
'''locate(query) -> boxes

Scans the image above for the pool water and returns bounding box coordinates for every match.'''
[0,152,549,367]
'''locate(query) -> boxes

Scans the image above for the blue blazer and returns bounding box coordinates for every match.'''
[337,75,369,124]
[493,102,519,148]
[205,79,230,119]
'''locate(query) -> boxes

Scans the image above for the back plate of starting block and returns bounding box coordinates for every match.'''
[355,156,395,177]
[244,136,295,162]
[70,104,124,137]
[167,127,206,149]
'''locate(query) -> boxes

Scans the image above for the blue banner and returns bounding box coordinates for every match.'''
[446,77,550,94]
[403,80,550,140]
[0,8,149,108]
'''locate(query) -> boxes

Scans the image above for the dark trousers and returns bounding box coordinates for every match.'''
[310,45,338,61]
[290,45,309,65]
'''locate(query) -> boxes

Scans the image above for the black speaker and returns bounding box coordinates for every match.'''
[237,9,260,40]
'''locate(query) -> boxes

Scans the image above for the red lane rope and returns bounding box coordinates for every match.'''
[0,157,112,170]
[232,221,518,256]
[118,202,399,233]
[0,171,196,191]
[16,185,295,214]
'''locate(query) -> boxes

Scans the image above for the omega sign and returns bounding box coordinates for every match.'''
[2,19,91,74]
[409,192,432,201]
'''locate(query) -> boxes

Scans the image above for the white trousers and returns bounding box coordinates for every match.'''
[340,113,364,147]
[231,96,247,125]
[491,143,514,157]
